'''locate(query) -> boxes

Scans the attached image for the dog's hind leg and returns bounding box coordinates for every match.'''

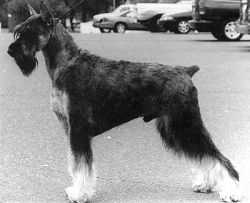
[65,111,96,203]
[156,86,241,202]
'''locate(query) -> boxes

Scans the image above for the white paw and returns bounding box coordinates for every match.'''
[192,183,213,193]
[65,186,90,203]
[219,189,242,202]
[191,168,215,193]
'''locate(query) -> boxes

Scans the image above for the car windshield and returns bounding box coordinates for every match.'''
[160,0,190,2]
[113,5,133,15]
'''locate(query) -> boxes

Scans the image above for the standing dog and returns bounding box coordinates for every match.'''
[8,2,241,203]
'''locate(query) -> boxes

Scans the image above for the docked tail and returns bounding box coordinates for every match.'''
[184,65,200,77]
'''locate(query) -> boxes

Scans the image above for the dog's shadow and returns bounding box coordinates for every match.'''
[92,180,218,203]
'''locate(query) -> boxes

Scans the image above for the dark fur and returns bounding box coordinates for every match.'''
[8,3,239,201]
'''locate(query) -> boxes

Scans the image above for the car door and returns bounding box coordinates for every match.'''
[121,10,146,30]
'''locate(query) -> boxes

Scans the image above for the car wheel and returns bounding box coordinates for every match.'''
[211,20,243,41]
[174,21,191,34]
[99,28,111,33]
[114,23,126,33]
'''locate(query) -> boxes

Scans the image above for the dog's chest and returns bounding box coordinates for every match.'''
[50,88,68,115]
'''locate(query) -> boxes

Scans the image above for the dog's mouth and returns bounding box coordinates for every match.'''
[13,54,38,76]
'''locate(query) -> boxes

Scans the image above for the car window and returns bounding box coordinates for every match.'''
[113,6,130,14]
[159,0,180,3]
[120,11,130,17]
[124,10,138,18]
[120,6,130,12]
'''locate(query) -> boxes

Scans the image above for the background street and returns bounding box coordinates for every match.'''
[1,32,250,203]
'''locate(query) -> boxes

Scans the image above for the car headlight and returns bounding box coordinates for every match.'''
[160,15,174,21]
[101,18,109,23]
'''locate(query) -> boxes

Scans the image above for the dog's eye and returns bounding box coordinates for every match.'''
[14,31,20,39]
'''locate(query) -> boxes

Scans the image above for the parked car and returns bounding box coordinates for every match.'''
[158,0,193,34]
[189,0,242,41]
[137,10,165,32]
[158,11,192,34]
[93,3,189,33]
[93,4,150,33]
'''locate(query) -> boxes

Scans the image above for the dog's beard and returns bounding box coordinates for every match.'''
[14,54,38,76]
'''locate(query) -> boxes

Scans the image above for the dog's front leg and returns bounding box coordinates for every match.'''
[51,88,96,202]
[66,147,96,203]
[65,112,96,203]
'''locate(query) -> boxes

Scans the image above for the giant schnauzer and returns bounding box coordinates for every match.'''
[7,2,241,203]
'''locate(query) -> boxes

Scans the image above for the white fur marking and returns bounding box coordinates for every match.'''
[66,150,96,202]
[50,88,70,133]
[51,89,96,202]
[50,88,68,115]
[191,158,241,202]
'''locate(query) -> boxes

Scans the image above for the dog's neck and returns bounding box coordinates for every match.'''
[42,23,80,80]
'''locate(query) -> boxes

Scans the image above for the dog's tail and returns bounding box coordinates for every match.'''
[183,65,200,77]
[156,112,239,181]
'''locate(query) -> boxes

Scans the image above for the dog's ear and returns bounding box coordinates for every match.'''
[27,3,38,16]
[40,1,53,26]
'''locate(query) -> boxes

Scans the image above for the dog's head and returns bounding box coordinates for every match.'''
[7,2,55,76]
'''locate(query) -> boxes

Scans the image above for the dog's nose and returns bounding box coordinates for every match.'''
[7,46,15,57]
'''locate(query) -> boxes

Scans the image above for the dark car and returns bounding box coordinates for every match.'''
[158,11,192,33]
[158,0,193,34]
[190,0,242,41]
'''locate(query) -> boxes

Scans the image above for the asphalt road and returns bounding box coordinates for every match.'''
[1,32,250,203]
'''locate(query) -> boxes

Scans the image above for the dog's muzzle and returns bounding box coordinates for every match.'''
[8,44,16,57]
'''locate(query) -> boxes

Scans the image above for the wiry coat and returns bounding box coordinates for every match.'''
[7,3,241,203]
[54,50,199,136]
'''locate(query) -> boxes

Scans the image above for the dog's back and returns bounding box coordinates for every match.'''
[54,51,199,134]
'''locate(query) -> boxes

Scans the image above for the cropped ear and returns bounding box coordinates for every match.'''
[40,1,53,26]
[27,3,38,16]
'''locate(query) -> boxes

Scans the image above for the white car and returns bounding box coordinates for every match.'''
[93,3,180,33]
[93,5,146,33]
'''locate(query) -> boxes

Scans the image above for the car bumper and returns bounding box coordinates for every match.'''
[189,20,213,32]
[93,21,114,29]
[236,23,250,34]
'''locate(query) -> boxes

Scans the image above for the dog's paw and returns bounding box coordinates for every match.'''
[219,189,242,202]
[192,183,213,193]
[65,186,90,203]
[217,175,242,202]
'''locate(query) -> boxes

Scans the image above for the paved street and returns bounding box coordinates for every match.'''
[1,32,250,203]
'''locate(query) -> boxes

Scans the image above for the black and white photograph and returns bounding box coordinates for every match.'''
[1,0,250,202]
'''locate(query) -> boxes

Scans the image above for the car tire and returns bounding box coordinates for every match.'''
[174,20,191,34]
[99,28,111,33]
[211,20,243,41]
[114,23,126,33]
